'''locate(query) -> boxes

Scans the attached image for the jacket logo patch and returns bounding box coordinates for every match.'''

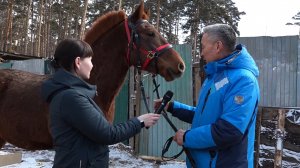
[234,95,244,104]
[215,77,228,90]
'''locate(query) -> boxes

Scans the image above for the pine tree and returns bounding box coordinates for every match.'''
[180,0,245,61]
[0,0,245,60]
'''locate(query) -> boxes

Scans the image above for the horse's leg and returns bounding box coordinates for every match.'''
[0,137,6,149]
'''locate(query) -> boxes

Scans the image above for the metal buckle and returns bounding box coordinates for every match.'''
[147,52,155,59]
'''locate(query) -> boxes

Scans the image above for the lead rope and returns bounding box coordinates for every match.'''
[134,31,152,114]
[152,75,197,168]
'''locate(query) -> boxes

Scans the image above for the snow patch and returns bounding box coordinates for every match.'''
[1,143,186,168]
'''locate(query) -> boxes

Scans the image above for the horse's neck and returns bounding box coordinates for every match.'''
[89,21,129,121]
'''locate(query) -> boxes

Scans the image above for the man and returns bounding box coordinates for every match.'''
[155,24,260,168]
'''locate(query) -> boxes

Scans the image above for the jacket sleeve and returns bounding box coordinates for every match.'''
[170,101,195,124]
[184,75,259,150]
[60,91,141,145]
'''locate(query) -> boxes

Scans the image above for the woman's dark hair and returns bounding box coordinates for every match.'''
[51,39,93,71]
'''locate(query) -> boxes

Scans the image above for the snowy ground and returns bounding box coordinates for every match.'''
[2,142,300,167]
[259,144,300,167]
[1,143,186,168]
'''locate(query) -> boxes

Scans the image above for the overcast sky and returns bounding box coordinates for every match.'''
[232,0,300,37]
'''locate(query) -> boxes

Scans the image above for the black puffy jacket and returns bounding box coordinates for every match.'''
[41,69,141,168]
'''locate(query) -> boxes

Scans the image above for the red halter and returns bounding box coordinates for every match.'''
[124,19,172,70]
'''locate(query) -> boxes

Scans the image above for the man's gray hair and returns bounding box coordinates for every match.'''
[202,24,236,51]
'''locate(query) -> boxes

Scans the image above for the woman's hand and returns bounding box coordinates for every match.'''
[137,113,160,128]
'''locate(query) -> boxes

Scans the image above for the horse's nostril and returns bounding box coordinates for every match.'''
[178,63,185,72]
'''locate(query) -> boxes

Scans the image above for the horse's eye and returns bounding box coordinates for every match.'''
[147,32,155,37]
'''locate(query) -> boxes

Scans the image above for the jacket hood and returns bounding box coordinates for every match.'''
[41,69,97,102]
[204,44,259,77]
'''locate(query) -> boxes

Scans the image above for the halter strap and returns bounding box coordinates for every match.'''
[125,19,132,65]
[124,18,172,70]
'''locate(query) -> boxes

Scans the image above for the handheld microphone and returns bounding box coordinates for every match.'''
[145,90,173,129]
[155,90,173,114]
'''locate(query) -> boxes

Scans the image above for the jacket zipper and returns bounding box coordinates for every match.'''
[209,150,216,168]
[201,88,211,114]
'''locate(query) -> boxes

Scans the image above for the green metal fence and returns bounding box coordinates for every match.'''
[0,62,12,69]
[138,44,193,160]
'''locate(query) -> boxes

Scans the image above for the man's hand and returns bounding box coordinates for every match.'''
[173,129,186,146]
[153,98,170,112]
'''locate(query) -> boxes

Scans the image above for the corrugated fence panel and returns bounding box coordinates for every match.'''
[114,75,129,145]
[10,59,45,74]
[138,44,192,160]
[298,39,300,107]
[114,75,129,125]
[237,36,299,107]
[0,62,12,69]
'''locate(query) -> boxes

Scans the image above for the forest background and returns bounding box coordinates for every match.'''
[0,0,245,63]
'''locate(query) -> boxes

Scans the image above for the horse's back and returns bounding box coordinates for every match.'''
[0,69,48,106]
[0,69,53,149]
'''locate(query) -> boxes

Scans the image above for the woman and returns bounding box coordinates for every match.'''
[41,39,160,168]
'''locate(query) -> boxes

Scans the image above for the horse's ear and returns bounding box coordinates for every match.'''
[130,1,145,22]
[144,8,150,19]
[139,0,144,10]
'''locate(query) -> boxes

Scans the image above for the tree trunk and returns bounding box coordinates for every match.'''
[46,0,52,58]
[118,0,122,10]
[0,29,3,51]
[30,0,34,56]
[4,0,13,52]
[44,1,48,57]
[74,15,78,38]
[156,0,160,31]
[79,0,88,40]
[176,13,180,43]
[192,3,200,62]
[24,0,32,55]
[62,0,69,39]
[8,7,13,52]
[57,2,62,42]
[37,0,44,57]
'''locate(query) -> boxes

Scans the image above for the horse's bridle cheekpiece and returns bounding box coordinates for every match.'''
[124,16,173,114]
[124,17,172,71]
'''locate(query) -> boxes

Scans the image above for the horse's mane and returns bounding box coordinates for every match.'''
[84,10,126,45]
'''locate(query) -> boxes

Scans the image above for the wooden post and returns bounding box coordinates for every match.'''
[129,67,135,148]
[192,62,201,106]
[274,109,285,168]
[134,71,141,153]
[254,107,262,168]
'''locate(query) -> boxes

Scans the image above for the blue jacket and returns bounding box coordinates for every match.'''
[41,69,142,168]
[170,44,260,168]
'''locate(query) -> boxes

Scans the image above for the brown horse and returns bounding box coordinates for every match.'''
[0,1,185,150]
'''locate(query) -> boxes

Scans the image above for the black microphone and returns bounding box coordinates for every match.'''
[155,90,173,114]
[145,90,173,129]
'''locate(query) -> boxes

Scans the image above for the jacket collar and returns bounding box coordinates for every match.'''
[52,69,97,98]
[204,45,242,76]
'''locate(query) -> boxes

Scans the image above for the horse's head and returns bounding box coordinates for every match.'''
[126,1,185,81]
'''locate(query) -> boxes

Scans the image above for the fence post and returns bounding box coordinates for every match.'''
[274,109,285,168]
[254,107,262,168]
